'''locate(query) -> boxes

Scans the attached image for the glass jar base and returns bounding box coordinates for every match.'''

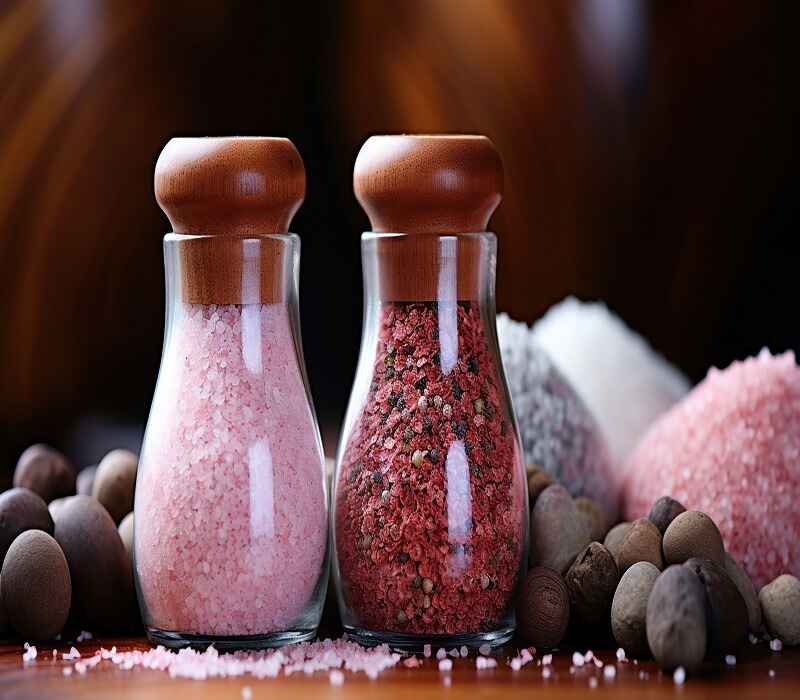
[146,626,317,651]
[343,625,514,652]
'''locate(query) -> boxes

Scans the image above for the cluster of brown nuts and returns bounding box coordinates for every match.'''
[518,470,800,674]
[0,444,139,641]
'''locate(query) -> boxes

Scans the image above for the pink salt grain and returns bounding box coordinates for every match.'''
[136,304,327,635]
[624,350,800,587]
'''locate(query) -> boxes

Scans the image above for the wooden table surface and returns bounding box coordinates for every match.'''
[0,638,797,700]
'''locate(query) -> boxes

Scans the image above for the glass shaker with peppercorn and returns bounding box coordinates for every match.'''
[332,135,528,649]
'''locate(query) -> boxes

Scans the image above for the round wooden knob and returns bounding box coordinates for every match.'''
[353,134,503,233]
[155,137,305,235]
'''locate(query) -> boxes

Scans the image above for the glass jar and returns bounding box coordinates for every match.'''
[332,231,528,649]
[134,138,328,649]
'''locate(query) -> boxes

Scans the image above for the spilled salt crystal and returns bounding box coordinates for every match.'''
[459,645,468,658]
[725,655,737,666]
[478,644,491,656]
[542,654,552,666]
[63,667,72,676]
[423,644,432,658]
[616,648,626,662]
[436,648,447,660]
[438,659,452,672]
[673,667,686,685]
[510,659,522,671]
[329,670,344,686]
[770,638,783,652]
[769,670,776,678]
[572,652,585,667]
[448,648,459,658]
[604,665,616,679]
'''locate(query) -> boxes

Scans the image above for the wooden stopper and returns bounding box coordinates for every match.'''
[154,137,305,304]
[354,135,503,301]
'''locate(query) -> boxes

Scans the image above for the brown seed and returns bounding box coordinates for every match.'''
[617,518,664,573]
[527,466,553,505]
[648,495,686,535]
[118,512,134,563]
[76,466,97,497]
[684,557,748,654]
[575,497,608,543]
[724,553,761,633]
[517,567,570,648]
[603,522,632,564]
[759,574,800,646]
[530,484,590,574]
[564,542,619,627]
[397,610,408,624]
[53,495,133,630]
[663,511,725,566]
[1,530,71,640]
[92,449,138,524]
[647,565,707,672]
[422,577,434,594]
[13,444,75,504]
[611,561,660,658]
[0,488,54,564]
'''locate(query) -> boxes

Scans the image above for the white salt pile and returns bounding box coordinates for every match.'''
[497,314,617,519]
[531,297,690,474]
[58,639,401,681]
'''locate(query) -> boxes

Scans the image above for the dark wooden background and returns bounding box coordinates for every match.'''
[0,0,797,472]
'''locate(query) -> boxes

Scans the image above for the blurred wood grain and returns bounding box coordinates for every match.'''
[0,0,796,469]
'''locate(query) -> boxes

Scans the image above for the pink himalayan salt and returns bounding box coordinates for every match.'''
[136,304,327,635]
[623,350,800,588]
[62,639,401,681]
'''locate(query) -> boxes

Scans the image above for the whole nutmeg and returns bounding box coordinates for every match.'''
[118,512,134,563]
[53,495,133,630]
[684,557,748,654]
[517,567,570,648]
[617,518,664,573]
[564,542,619,627]
[1,530,71,640]
[646,565,707,672]
[530,484,591,574]
[603,522,632,564]
[575,497,608,543]
[13,444,75,504]
[648,495,686,535]
[92,449,138,524]
[76,466,98,497]
[663,511,725,566]
[759,574,800,645]
[611,561,660,657]
[0,487,54,563]
[527,466,553,506]
[0,576,10,638]
[724,553,761,633]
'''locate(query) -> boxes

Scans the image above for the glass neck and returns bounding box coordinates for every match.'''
[361,232,496,305]
[163,233,299,306]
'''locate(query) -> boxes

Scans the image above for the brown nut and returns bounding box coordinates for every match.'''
[92,449,138,524]
[76,466,97,497]
[646,565,707,672]
[118,512,134,563]
[611,561,660,658]
[724,553,761,633]
[530,484,590,574]
[565,542,619,627]
[0,487,54,563]
[1,530,71,640]
[759,574,800,645]
[575,497,608,543]
[527,466,553,505]
[13,444,75,504]
[617,518,664,573]
[603,522,632,564]
[684,557,748,654]
[663,511,725,566]
[648,495,686,535]
[517,566,570,648]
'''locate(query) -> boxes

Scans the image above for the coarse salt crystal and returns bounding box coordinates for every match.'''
[448,648,459,658]
[520,648,533,663]
[749,633,759,645]
[436,648,447,660]
[329,670,344,686]
[673,667,686,685]
[478,644,491,656]
[542,654,552,666]
[604,665,616,679]
[63,667,73,676]
[459,646,468,658]
[769,670,776,678]
[572,652,585,667]
[616,648,626,662]
[423,644,432,658]
[770,638,783,652]
[725,655,737,666]
[438,659,452,672]
[510,659,522,671]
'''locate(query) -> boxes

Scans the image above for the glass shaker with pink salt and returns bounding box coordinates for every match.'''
[135,137,328,649]
[332,135,528,649]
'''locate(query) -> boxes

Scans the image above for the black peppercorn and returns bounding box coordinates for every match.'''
[452,381,463,401]
[415,376,428,391]
[422,416,433,433]
[372,471,383,484]
[396,397,406,411]
[398,552,410,563]
[467,356,479,374]
[428,449,440,463]
[385,366,395,380]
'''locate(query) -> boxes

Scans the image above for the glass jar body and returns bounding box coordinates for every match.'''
[134,234,328,650]
[332,233,528,650]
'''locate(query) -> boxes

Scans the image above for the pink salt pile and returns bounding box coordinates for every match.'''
[136,304,327,636]
[624,350,800,587]
[60,639,401,681]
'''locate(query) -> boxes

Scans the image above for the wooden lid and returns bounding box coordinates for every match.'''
[354,135,502,301]
[353,134,503,234]
[154,137,304,304]
[155,137,305,235]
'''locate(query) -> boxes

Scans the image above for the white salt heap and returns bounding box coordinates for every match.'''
[531,297,690,473]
